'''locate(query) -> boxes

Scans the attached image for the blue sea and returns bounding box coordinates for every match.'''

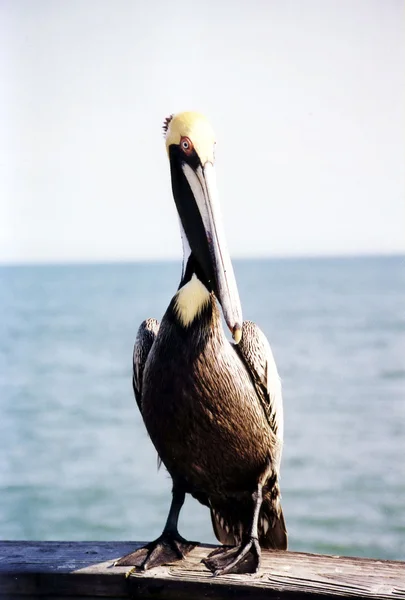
[0,256,404,560]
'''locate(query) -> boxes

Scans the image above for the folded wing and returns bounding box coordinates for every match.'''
[133,318,160,412]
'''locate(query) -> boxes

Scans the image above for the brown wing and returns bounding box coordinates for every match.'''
[235,320,283,446]
[214,321,286,549]
[133,318,160,413]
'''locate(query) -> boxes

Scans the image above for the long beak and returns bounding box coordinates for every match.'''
[180,161,243,343]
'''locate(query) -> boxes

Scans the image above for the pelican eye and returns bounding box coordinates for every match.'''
[180,136,193,156]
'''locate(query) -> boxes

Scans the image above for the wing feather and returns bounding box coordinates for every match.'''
[132,318,160,413]
[235,320,283,444]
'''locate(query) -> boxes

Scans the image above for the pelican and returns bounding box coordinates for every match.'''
[115,112,287,575]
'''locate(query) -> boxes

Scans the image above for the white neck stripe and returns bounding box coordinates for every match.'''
[174,274,210,327]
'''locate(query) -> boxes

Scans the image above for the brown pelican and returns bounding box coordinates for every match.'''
[115,112,287,575]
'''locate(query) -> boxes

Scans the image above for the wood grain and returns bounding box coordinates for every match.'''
[0,541,404,599]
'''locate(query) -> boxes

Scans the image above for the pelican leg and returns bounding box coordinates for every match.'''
[203,484,263,576]
[115,486,197,573]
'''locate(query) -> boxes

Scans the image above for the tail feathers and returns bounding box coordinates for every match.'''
[259,500,287,550]
[210,497,287,550]
[210,503,243,546]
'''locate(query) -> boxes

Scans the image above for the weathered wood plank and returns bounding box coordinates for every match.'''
[0,541,404,599]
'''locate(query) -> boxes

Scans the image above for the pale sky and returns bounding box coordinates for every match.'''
[1,0,404,263]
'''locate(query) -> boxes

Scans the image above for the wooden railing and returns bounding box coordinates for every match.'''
[1,541,404,599]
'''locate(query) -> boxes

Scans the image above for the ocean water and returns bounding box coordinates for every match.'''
[0,256,404,561]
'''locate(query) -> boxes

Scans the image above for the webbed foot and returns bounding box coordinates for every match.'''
[203,537,261,575]
[114,533,197,572]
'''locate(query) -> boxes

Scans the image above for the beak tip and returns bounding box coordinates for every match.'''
[232,324,242,344]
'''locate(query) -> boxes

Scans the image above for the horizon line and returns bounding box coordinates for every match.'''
[0,251,404,268]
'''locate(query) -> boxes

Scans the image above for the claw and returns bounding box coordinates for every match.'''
[125,567,137,579]
[114,533,197,573]
[203,537,261,575]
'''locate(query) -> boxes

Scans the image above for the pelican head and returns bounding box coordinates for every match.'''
[164,112,242,343]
